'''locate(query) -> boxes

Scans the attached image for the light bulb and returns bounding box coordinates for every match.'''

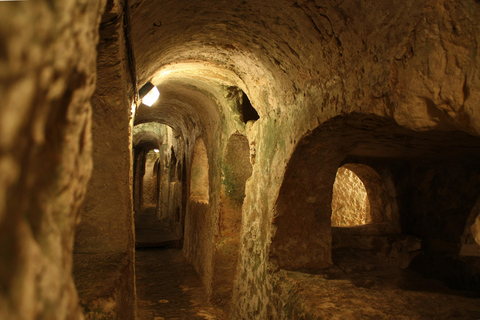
[142,86,160,107]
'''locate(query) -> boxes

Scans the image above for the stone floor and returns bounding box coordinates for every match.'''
[135,205,225,319]
[135,248,226,320]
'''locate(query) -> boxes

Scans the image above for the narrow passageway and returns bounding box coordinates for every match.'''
[135,206,181,248]
[5,1,480,319]
[134,201,225,319]
[135,248,226,320]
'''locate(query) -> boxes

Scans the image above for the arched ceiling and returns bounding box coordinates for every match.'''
[129,0,299,109]
[129,0,480,136]
[134,79,220,140]
[133,131,162,150]
[128,0,338,139]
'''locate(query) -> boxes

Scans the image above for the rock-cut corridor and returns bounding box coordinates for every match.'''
[1,0,480,319]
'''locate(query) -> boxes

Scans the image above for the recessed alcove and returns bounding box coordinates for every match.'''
[190,138,210,204]
[332,164,379,227]
[270,114,480,296]
[238,90,259,124]
[212,134,252,307]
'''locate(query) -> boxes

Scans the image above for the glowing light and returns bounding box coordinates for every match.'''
[142,86,160,106]
[131,102,136,114]
[138,82,160,107]
[154,149,160,153]
[139,82,160,107]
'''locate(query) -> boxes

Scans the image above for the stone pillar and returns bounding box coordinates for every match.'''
[73,0,136,318]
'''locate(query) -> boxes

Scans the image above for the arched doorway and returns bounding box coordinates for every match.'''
[190,138,209,203]
[270,114,480,295]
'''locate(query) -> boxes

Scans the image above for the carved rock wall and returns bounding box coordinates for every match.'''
[2,0,480,319]
[73,0,136,318]
[0,0,106,319]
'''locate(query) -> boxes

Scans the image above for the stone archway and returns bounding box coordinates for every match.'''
[269,114,480,277]
[332,165,372,227]
[331,163,397,232]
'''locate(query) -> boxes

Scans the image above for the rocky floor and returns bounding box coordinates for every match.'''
[135,248,226,320]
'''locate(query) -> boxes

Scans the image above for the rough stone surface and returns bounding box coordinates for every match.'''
[0,0,105,319]
[73,0,135,318]
[3,0,480,319]
[212,134,252,310]
[127,0,480,311]
[270,254,480,320]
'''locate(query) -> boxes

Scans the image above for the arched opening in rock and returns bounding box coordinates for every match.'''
[270,114,480,296]
[332,165,372,227]
[238,91,259,124]
[190,137,209,204]
[212,133,252,308]
[331,163,397,232]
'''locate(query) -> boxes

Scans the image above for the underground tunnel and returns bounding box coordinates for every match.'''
[1,0,480,319]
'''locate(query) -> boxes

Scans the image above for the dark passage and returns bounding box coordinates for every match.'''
[135,206,181,248]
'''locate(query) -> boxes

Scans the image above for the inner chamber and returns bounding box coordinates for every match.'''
[271,114,480,294]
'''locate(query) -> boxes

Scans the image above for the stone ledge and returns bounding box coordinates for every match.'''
[73,252,134,320]
[273,266,480,319]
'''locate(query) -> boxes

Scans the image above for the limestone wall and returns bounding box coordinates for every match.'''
[73,0,136,318]
[0,0,105,319]
[129,1,480,318]
[2,0,480,319]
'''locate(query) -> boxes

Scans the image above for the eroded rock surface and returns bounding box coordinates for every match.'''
[1,0,480,319]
